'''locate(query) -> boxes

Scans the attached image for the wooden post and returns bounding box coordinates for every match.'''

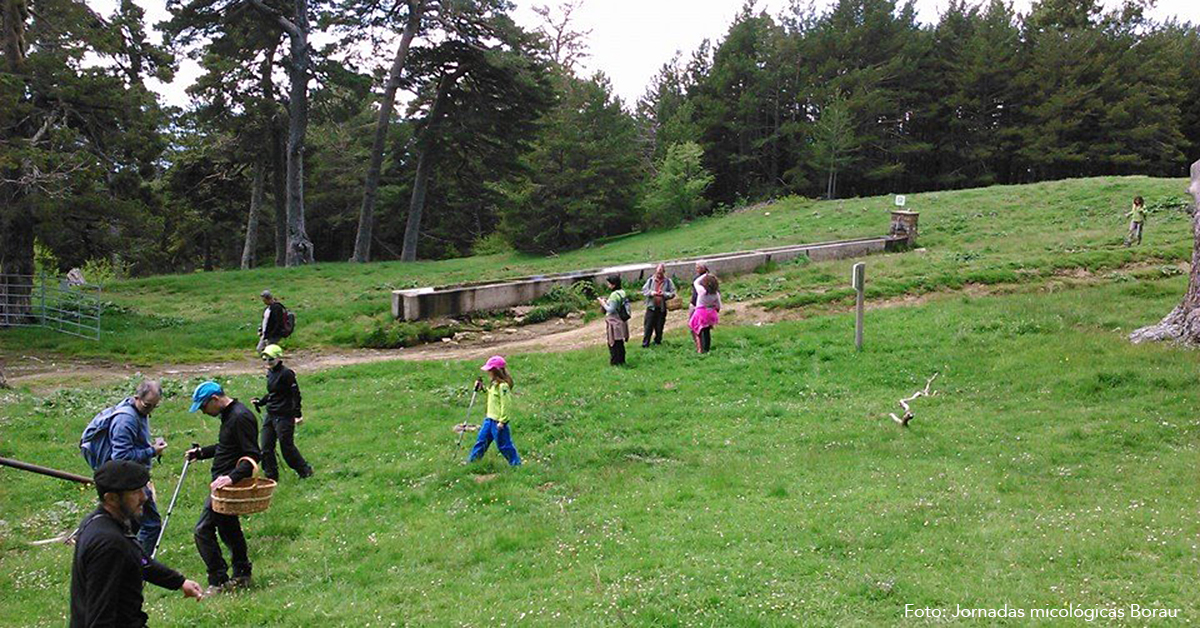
[0,456,93,484]
[852,262,865,351]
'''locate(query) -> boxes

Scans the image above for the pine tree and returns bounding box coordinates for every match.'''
[499,73,644,254]
[640,141,713,229]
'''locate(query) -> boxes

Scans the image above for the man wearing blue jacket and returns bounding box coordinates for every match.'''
[105,380,169,555]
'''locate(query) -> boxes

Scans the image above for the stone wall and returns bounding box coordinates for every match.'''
[392,230,914,321]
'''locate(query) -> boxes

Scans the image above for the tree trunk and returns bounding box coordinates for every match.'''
[1130,159,1200,344]
[1,2,36,324]
[272,116,287,266]
[283,0,314,266]
[352,0,425,263]
[0,202,35,324]
[400,68,462,262]
[203,231,213,272]
[401,148,433,262]
[241,159,266,269]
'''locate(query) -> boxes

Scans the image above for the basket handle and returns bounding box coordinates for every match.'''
[236,456,260,479]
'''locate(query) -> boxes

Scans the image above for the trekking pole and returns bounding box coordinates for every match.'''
[152,443,198,558]
[454,387,480,451]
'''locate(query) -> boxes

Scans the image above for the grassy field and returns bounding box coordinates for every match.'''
[0,176,1192,364]
[1,275,1198,626]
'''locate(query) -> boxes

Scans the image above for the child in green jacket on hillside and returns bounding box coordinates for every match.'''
[467,355,521,466]
[1124,195,1146,246]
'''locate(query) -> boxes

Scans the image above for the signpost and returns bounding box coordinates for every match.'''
[852,262,865,351]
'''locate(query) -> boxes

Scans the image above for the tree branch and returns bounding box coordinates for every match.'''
[247,0,300,38]
[888,372,938,427]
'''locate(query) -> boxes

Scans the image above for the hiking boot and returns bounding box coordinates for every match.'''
[229,575,252,589]
[204,581,230,596]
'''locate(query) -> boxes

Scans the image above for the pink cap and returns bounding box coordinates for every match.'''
[481,355,507,371]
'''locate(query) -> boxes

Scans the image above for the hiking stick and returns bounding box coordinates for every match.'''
[455,388,480,451]
[152,444,197,558]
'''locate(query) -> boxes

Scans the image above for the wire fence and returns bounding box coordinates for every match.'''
[0,273,103,340]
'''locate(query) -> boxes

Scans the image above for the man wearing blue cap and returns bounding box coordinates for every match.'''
[70,460,203,627]
[185,381,261,594]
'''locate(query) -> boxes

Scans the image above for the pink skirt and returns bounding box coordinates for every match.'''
[689,307,719,334]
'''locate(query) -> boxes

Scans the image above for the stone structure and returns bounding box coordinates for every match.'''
[393,217,918,321]
[890,210,919,246]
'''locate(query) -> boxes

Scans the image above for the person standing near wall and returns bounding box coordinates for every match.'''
[598,275,630,366]
[688,262,708,346]
[689,272,721,354]
[640,264,676,347]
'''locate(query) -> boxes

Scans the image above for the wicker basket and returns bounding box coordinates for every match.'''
[211,456,276,516]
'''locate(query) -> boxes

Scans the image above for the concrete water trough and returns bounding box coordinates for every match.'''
[392,212,918,321]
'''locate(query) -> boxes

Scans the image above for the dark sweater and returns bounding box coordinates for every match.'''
[196,400,260,482]
[262,302,286,338]
[262,362,302,418]
[70,508,185,628]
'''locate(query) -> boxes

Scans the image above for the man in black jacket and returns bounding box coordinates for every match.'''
[253,344,313,481]
[256,290,286,352]
[186,381,261,594]
[70,460,203,627]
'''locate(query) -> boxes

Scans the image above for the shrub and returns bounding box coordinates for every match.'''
[472,232,513,256]
[79,257,132,285]
[522,282,596,324]
[356,319,456,349]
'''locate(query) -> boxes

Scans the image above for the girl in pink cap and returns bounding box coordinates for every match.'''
[467,355,521,466]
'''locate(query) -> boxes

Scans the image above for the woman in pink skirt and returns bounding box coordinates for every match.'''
[689,273,720,353]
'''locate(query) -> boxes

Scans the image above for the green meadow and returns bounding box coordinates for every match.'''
[2,276,1198,625]
[0,176,1192,364]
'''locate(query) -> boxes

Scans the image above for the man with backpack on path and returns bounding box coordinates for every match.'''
[78,380,168,556]
[256,290,292,352]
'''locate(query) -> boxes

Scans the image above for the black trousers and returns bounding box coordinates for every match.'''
[261,415,311,479]
[194,497,250,586]
[699,327,712,353]
[609,340,626,365]
[642,308,666,346]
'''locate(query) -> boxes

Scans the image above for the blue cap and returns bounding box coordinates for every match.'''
[189,381,223,413]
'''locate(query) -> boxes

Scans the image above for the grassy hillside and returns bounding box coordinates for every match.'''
[1,277,1197,625]
[0,176,1192,365]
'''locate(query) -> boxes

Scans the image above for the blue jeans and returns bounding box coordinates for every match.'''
[468,419,521,466]
[135,486,162,556]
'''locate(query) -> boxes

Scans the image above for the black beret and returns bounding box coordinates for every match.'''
[94,460,150,495]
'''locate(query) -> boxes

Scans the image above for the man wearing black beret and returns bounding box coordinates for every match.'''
[70,460,203,627]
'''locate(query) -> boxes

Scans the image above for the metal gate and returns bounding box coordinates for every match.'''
[0,273,103,340]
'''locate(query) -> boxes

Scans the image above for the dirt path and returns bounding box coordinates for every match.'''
[4,300,775,391]
[0,275,1088,392]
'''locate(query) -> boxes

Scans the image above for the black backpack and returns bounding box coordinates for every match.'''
[279,305,296,338]
[617,291,632,321]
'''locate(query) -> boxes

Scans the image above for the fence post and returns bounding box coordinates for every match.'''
[852,262,865,351]
[39,270,47,326]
